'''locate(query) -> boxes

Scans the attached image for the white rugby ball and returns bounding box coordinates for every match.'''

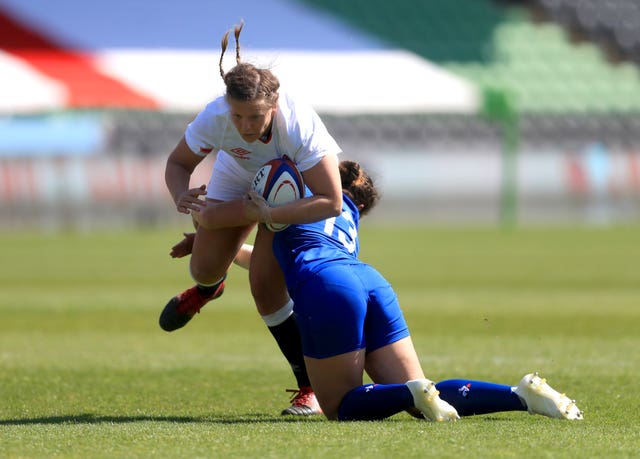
[251,156,304,232]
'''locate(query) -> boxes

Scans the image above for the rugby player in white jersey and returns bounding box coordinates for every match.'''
[161,22,342,415]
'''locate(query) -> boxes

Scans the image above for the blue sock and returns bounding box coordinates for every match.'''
[337,384,414,421]
[436,379,526,416]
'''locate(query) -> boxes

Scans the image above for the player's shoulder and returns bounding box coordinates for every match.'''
[201,95,230,116]
[188,95,230,132]
[278,91,316,118]
[276,91,322,140]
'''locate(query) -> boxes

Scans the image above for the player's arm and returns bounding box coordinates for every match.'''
[234,243,253,270]
[165,136,208,214]
[192,199,257,230]
[169,232,253,267]
[263,154,343,225]
[165,136,254,232]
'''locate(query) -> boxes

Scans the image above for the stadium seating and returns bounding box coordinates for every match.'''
[298,0,640,114]
[535,0,640,64]
[106,0,640,153]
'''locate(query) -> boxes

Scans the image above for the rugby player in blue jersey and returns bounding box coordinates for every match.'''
[190,160,584,421]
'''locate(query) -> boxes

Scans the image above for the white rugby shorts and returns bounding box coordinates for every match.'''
[205,151,255,201]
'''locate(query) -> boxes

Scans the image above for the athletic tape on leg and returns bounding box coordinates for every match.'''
[261,299,294,327]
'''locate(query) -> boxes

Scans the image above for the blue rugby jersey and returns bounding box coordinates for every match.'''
[272,193,361,290]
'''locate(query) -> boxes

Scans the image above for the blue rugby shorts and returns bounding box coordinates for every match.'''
[291,263,410,359]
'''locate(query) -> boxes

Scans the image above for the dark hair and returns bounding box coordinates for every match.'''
[219,22,279,104]
[339,160,379,216]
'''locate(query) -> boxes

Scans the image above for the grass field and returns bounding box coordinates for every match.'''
[1,225,639,458]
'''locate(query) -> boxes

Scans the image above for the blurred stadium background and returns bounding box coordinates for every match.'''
[1,0,640,229]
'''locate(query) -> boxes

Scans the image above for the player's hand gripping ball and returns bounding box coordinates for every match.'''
[251,156,304,232]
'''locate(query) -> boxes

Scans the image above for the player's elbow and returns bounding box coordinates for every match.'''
[329,203,342,217]
[327,194,343,217]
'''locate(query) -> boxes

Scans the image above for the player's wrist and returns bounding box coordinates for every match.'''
[260,206,273,225]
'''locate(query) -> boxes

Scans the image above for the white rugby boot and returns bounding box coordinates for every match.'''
[514,372,584,420]
[406,379,460,422]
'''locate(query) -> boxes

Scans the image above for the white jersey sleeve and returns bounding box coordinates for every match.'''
[184,96,230,157]
[273,92,341,172]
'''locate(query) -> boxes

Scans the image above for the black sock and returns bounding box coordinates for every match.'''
[196,274,226,296]
[268,314,311,388]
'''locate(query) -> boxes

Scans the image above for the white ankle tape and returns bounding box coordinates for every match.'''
[261,299,294,327]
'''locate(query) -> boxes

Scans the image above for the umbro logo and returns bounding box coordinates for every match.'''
[230,147,251,159]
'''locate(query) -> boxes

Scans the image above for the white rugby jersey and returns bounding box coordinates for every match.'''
[185,91,341,175]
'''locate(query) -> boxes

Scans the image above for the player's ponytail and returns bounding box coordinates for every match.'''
[339,161,379,216]
[218,22,279,104]
[219,22,243,78]
[219,32,229,79]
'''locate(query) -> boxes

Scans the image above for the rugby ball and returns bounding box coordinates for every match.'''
[251,156,304,232]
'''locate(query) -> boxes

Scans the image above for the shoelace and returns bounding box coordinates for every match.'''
[176,287,207,314]
[176,281,225,315]
[285,388,313,406]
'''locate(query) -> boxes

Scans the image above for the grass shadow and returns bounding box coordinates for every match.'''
[0,413,520,426]
[0,412,324,426]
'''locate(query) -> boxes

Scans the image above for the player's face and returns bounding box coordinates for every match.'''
[228,97,277,143]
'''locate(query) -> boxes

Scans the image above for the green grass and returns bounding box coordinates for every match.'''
[1,226,639,458]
